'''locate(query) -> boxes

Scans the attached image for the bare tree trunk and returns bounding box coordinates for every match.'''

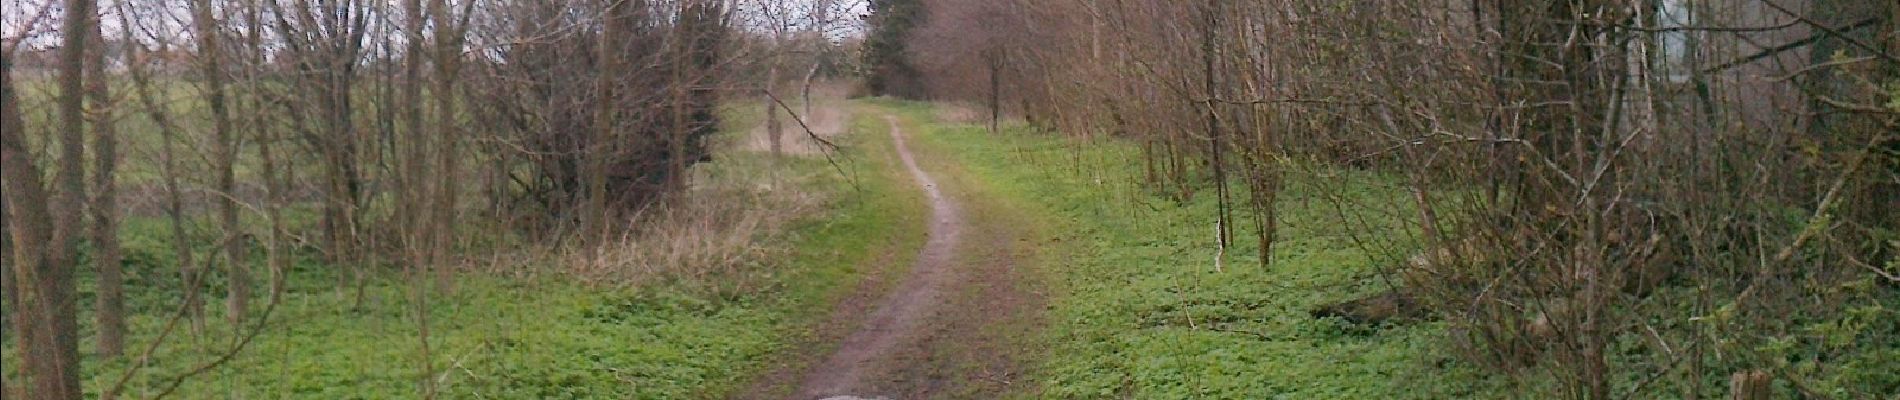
[400,1,439,396]
[401,0,432,271]
[587,0,630,254]
[266,0,369,302]
[766,63,784,156]
[1199,0,1231,253]
[45,0,92,391]
[0,180,10,351]
[240,0,286,302]
[0,0,97,397]
[670,53,691,193]
[85,7,126,358]
[257,81,288,305]
[1,40,39,400]
[127,38,206,336]
[260,90,288,307]
[988,49,1002,135]
[431,0,469,292]
[191,0,248,326]
[803,0,832,117]
[801,59,821,117]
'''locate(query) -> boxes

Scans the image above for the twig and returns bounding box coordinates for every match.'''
[1616,323,1687,400]
[1698,17,1883,74]
[149,292,284,400]
[1837,239,1900,283]
[1755,1,1899,64]
[1735,130,1888,304]
[101,255,210,399]
[1,1,57,55]
[763,90,859,191]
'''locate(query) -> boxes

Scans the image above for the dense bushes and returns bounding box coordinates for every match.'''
[472,1,730,224]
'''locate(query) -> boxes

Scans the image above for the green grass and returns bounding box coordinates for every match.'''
[866,99,1510,399]
[870,98,1900,399]
[4,101,927,399]
[11,76,299,186]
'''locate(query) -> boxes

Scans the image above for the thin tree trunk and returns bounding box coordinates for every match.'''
[803,0,831,117]
[85,8,126,358]
[801,60,820,118]
[1,39,42,400]
[238,0,285,302]
[4,0,97,397]
[1,78,55,400]
[668,1,697,192]
[766,63,784,157]
[588,0,629,254]
[127,39,206,336]
[432,0,473,293]
[988,49,1002,135]
[401,1,439,396]
[1,182,11,362]
[257,95,288,304]
[765,8,786,158]
[259,89,288,305]
[1200,0,1231,252]
[670,54,691,193]
[191,0,248,326]
[401,0,431,271]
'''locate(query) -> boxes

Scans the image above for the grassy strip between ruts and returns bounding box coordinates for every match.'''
[3,102,927,399]
[867,99,1512,399]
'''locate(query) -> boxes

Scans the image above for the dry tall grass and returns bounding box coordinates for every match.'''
[572,163,831,287]
[487,99,849,289]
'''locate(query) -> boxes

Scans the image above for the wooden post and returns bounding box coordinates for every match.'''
[1728,370,1772,400]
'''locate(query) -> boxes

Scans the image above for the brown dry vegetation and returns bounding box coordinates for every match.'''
[539,118,840,286]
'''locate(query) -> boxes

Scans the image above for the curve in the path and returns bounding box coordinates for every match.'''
[793,116,965,399]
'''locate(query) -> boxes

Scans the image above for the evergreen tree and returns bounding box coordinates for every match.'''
[863,0,924,97]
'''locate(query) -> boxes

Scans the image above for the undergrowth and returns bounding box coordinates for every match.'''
[880,98,1900,398]
[3,102,922,399]
[871,99,1511,399]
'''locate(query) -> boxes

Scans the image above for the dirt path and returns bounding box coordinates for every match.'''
[741,113,1042,400]
[794,116,966,398]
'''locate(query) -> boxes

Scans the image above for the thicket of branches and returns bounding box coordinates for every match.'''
[898,0,1898,398]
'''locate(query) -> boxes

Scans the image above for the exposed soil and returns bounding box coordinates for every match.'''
[736,113,1042,400]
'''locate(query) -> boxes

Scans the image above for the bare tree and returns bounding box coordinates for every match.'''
[83,0,125,358]
[123,9,209,335]
[1,25,45,399]
[0,0,93,397]
[187,0,250,326]
[429,0,476,290]
[269,0,373,301]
